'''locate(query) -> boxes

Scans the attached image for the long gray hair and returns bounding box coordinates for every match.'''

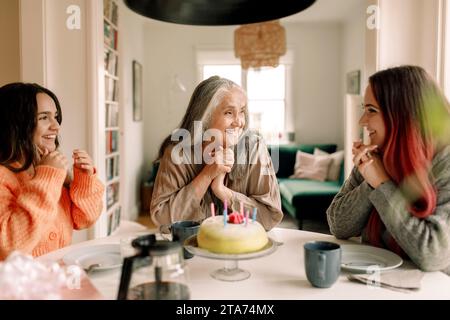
[156,76,249,161]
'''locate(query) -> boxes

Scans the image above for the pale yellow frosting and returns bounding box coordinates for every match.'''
[197,216,268,254]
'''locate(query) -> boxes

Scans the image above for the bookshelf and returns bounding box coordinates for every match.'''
[103,0,121,236]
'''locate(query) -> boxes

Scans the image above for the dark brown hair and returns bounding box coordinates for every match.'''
[0,83,62,172]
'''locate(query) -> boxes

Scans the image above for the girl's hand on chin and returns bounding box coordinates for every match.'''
[36,146,48,162]
[357,152,390,188]
[39,151,69,171]
[73,149,95,175]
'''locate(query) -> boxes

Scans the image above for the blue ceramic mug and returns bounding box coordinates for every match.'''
[160,220,200,259]
[304,241,341,288]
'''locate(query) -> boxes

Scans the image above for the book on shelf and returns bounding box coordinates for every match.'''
[103,22,118,51]
[104,0,118,26]
[106,182,119,209]
[111,1,119,26]
[106,157,112,181]
[105,155,120,181]
[105,131,119,154]
[104,75,110,101]
[111,131,118,152]
[104,49,118,77]
[107,206,121,235]
[113,79,119,101]
[113,29,118,50]
[103,23,112,48]
[104,76,118,102]
[103,49,108,71]
[106,185,114,208]
[103,0,111,21]
[114,206,121,231]
[114,155,120,177]
[107,213,113,235]
[106,157,113,181]
[106,103,119,127]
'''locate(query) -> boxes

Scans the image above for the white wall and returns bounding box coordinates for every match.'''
[365,0,380,80]
[19,0,46,84]
[378,0,441,79]
[341,2,367,177]
[286,22,343,149]
[119,2,146,220]
[342,4,366,89]
[44,0,89,243]
[142,21,346,169]
[0,0,20,86]
[45,0,88,159]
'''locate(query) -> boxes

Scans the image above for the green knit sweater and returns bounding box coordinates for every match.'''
[327,145,450,275]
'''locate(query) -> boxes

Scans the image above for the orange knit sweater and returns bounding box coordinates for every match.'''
[0,164,105,260]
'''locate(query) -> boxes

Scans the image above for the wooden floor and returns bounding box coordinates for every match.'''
[136,212,156,229]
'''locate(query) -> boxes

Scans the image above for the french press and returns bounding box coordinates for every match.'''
[117,234,190,300]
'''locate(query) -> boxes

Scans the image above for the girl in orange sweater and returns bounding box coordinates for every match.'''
[0,83,105,259]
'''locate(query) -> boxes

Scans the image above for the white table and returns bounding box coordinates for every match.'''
[38,227,450,300]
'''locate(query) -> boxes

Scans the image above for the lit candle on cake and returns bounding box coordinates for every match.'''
[245,210,249,226]
[210,203,215,217]
[240,202,244,218]
[252,208,257,223]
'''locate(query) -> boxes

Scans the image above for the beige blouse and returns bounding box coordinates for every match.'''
[150,135,283,230]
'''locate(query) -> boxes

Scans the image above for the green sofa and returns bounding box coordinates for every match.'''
[268,144,344,230]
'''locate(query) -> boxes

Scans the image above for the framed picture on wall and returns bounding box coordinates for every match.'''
[346,70,361,95]
[132,60,143,121]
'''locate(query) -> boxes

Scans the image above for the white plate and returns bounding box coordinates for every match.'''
[341,244,403,273]
[62,244,122,272]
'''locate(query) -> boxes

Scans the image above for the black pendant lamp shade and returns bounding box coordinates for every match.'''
[123,0,316,26]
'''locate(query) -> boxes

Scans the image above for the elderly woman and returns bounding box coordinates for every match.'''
[150,76,283,230]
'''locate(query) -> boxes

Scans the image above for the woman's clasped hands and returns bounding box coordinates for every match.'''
[352,140,390,189]
[204,146,234,201]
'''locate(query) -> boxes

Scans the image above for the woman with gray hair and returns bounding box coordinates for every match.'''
[150,76,283,230]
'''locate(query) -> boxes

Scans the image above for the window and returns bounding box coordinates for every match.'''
[201,64,287,144]
[247,66,285,143]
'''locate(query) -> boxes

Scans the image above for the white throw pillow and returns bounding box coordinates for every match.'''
[314,148,344,181]
[289,151,333,182]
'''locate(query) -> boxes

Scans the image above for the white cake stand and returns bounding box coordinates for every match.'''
[184,235,277,282]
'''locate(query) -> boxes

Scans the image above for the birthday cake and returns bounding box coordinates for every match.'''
[197,213,268,254]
